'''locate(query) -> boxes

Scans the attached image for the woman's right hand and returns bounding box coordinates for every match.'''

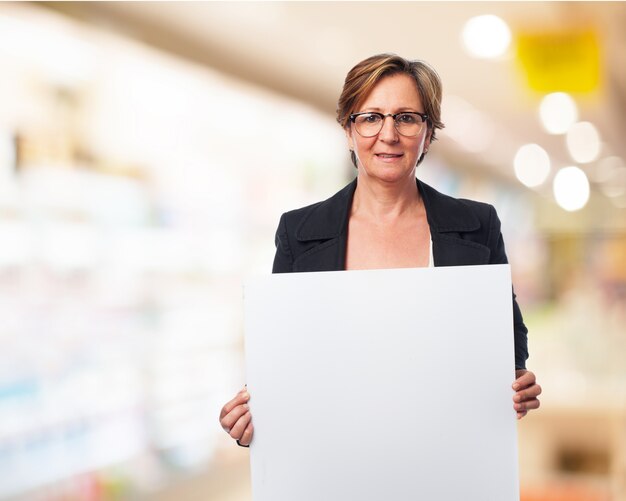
[219,387,254,446]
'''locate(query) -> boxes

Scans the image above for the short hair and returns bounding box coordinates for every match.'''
[336,53,445,168]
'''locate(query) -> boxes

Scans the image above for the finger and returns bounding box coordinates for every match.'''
[219,389,250,419]
[238,421,254,446]
[221,388,249,416]
[514,398,540,412]
[512,370,536,390]
[514,384,542,402]
[220,403,250,433]
[229,411,251,440]
[517,410,528,420]
[514,370,535,386]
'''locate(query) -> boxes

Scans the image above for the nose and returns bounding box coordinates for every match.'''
[378,115,399,142]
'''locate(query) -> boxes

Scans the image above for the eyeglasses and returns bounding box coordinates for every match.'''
[349,112,428,138]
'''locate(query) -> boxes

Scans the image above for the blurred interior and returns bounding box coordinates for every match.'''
[0,2,625,500]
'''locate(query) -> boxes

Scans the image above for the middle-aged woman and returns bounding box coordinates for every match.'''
[220,53,542,447]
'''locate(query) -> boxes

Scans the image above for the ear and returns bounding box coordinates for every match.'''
[423,129,432,153]
[344,126,355,151]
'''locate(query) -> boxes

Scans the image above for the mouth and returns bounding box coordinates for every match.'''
[375,153,404,161]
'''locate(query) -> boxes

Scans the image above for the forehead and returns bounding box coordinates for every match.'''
[357,73,422,111]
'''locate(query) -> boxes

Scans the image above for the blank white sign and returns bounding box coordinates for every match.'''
[244,264,519,501]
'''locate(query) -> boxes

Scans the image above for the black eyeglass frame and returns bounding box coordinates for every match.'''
[349,112,429,137]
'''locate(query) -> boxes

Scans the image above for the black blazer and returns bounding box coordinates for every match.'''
[272,178,528,369]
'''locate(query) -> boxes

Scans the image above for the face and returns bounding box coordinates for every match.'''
[346,73,431,184]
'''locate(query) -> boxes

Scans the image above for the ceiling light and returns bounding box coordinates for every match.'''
[461,15,511,59]
[513,144,551,187]
[539,93,578,134]
[566,121,601,163]
[553,166,590,211]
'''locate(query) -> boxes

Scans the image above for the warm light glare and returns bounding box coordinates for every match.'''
[553,166,590,211]
[441,95,495,153]
[594,156,624,183]
[0,13,96,86]
[539,93,578,134]
[461,15,511,59]
[566,121,601,163]
[597,157,626,198]
[514,144,551,187]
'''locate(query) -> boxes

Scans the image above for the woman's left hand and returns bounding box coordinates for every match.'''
[512,369,541,419]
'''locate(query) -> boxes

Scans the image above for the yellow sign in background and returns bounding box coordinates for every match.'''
[516,29,601,93]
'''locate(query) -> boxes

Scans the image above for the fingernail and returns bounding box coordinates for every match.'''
[242,392,249,399]
[513,383,520,390]
[243,403,249,410]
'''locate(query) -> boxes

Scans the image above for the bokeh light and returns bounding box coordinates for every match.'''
[553,166,590,211]
[513,143,551,187]
[539,92,578,135]
[461,15,511,59]
[566,121,601,163]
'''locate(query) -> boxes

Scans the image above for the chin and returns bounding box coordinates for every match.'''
[360,164,415,184]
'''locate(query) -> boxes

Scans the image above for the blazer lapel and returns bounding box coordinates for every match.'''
[418,179,491,266]
[292,180,356,272]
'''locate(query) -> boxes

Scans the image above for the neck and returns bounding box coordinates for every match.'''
[352,173,421,221]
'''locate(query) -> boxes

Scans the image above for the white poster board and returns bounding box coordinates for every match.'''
[244,265,519,501]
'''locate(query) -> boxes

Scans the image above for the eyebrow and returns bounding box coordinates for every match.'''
[361,107,423,113]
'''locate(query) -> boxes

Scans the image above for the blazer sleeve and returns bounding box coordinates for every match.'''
[487,206,529,370]
[272,213,294,273]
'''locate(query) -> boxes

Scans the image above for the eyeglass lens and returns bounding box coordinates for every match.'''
[354,113,425,137]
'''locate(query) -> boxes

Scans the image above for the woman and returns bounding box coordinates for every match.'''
[220,54,541,447]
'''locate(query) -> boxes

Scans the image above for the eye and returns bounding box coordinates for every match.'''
[396,113,418,124]
[359,113,382,124]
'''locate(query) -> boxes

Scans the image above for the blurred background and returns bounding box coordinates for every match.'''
[0,2,624,500]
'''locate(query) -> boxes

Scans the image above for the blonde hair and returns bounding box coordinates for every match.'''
[336,54,445,167]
